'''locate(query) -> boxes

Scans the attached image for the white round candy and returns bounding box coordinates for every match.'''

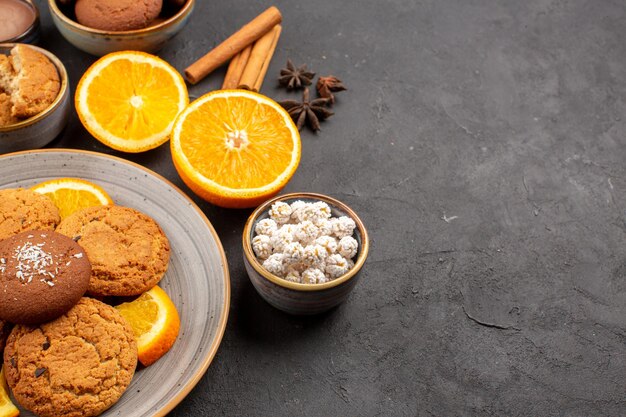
[337,236,358,259]
[255,218,278,236]
[269,201,292,224]
[262,253,285,276]
[325,254,351,279]
[252,235,272,259]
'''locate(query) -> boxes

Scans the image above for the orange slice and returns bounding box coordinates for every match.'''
[76,51,189,153]
[32,178,113,219]
[170,90,301,208]
[0,367,19,417]
[115,285,180,367]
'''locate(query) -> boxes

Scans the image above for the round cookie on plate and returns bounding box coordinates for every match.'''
[0,188,60,241]
[3,297,137,417]
[0,230,91,324]
[56,205,170,296]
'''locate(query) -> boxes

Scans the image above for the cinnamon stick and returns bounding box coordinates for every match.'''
[222,45,252,89]
[239,24,282,92]
[185,6,282,84]
[253,24,282,92]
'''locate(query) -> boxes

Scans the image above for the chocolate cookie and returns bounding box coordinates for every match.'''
[3,297,137,417]
[0,188,60,240]
[56,205,170,296]
[75,0,163,31]
[0,230,91,324]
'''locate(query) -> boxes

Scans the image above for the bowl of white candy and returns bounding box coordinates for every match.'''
[242,192,369,315]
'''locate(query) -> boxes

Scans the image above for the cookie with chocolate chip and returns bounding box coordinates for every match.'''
[3,297,137,417]
[0,230,91,324]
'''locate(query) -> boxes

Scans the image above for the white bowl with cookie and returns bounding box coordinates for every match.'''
[0,43,70,153]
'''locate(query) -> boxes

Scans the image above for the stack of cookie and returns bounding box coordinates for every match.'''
[0,187,172,417]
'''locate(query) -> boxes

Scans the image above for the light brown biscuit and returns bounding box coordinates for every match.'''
[0,230,92,324]
[3,297,137,417]
[0,188,61,241]
[0,92,18,126]
[75,0,163,31]
[0,54,13,90]
[56,205,170,296]
[0,57,17,126]
[8,45,61,119]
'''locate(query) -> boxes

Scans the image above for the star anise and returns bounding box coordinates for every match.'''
[278,60,316,90]
[279,88,333,132]
[316,75,347,104]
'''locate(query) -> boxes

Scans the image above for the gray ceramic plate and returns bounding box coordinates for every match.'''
[0,149,230,417]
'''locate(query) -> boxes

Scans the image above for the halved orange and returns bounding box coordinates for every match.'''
[32,178,113,219]
[0,367,19,417]
[76,51,189,153]
[115,285,180,367]
[170,90,301,208]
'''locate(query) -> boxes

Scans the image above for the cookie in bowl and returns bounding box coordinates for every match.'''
[48,0,195,56]
[0,44,60,125]
[75,0,162,31]
[0,44,70,153]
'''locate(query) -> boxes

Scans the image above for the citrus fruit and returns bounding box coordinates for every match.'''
[115,285,180,367]
[0,367,19,417]
[170,90,301,208]
[75,51,189,153]
[32,178,113,219]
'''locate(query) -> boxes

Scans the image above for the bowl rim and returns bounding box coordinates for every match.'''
[0,43,68,132]
[48,0,195,37]
[243,192,369,292]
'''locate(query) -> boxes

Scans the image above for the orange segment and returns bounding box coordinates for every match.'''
[0,367,19,417]
[115,285,180,367]
[76,51,189,153]
[32,178,113,219]
[171,90,301,208]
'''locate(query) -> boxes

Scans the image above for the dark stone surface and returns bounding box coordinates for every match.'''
[30,0,626,415]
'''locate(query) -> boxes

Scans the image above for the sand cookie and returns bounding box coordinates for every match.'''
[0,45,61,121]
[0,231,91,324]
[75,0,163,31]
[56,205,170,296]
[0,188,61,241]
[0,92,18,126]
[3,297,137,417]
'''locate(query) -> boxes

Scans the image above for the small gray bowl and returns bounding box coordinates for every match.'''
[48,0,195,56]
[0,44,70,153]
[243,193,370,315]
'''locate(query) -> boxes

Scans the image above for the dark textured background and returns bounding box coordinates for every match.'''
[32,0,626,415]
